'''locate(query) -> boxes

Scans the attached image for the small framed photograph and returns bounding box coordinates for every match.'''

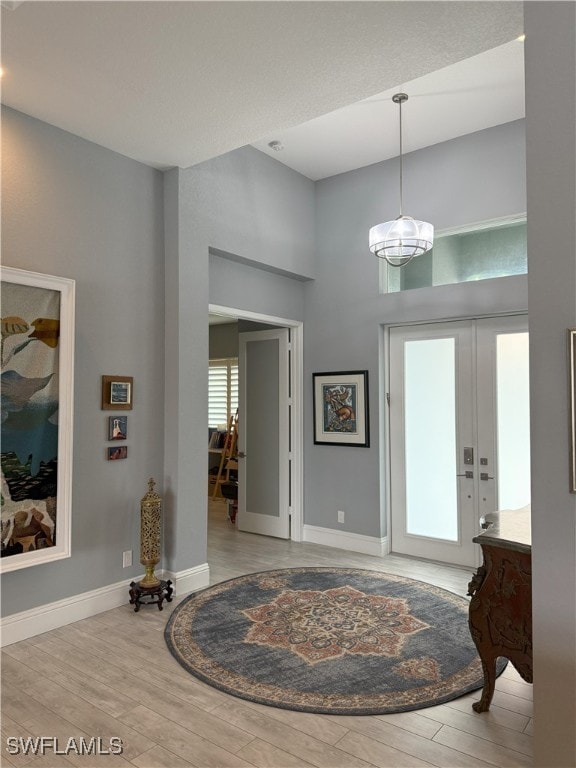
[313,370,370,447]
[108,445,128,461]
[108,415,128,441]
[102,375,133,410]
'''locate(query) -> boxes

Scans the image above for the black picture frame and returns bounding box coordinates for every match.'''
[313,370,369,447]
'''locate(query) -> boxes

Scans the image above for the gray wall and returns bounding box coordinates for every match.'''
[208,322,284,361]
[305,120,528,538]
[196,146,315,280]
[1,107,165,615]
[525,4,576,764]
[163,146,312,573]
[1,110,528,606]
[209,252,306,321]
[209,323,239,360]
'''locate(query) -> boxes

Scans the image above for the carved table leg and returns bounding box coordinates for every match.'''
[129,581,141,612]
[472,655,497,712]
[467,544,532,714]
[468,564,494,711]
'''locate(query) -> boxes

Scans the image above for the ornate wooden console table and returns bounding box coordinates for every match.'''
[467,507,532,712]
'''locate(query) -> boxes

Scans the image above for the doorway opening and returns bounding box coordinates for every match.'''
[208,304,303,542]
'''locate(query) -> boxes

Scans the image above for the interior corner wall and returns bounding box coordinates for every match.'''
[163,145,312,575]
[194,146,315,282]
[162,167,209,575]
[524,3,576,765]
[1,107,165,616]
[305,120,528,539]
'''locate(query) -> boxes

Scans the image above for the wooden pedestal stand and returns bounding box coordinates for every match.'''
[129,579,173,612]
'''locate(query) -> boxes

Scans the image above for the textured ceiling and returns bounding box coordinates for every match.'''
[253,40,525,181]
[1,2,523,171]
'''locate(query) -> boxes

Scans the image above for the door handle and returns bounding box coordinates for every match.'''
[237,451,247,458]
[457,471,474,479]
[480,472,494,481]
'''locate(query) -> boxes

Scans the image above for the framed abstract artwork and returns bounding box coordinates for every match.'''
[1,267,75,573]
[313,370,370,447]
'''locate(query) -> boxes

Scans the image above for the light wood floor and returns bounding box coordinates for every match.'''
[1,500,533,768]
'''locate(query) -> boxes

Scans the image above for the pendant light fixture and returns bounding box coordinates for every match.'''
[369,93,434,267]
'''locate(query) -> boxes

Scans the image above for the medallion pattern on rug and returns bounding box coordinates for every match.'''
[164,567,506,715]
[243,584,429,664]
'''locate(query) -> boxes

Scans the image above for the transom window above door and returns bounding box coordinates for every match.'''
[381,217,527,294]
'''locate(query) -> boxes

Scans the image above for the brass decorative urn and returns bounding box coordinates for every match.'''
[139,477,162,588]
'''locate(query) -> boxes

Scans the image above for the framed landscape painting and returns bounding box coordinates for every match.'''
[1,267,75,573]
[101,375,133,410]
[313,370,369,447]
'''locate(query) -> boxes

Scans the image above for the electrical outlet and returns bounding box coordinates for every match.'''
[337,510,345,524]
[122,550,132,568]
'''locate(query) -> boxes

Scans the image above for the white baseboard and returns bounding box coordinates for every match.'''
[163,563,210,596]
[303,524,389,558]
[0,563,209,647]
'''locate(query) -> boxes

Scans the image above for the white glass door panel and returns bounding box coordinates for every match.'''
[476,316,531,513]
[404,338,458,540]
[390,322,476,565]
[389,316,529,567]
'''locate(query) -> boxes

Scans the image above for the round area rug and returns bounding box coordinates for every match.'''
[164,567,505,715]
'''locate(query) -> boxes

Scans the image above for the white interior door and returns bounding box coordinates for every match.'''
[389,315,529,567]
[238,328,290,538]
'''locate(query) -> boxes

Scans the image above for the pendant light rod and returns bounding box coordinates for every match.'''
[393,93,408,217]
[368,91,433,267]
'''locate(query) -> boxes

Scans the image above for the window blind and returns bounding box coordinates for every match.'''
[208,358,238,428]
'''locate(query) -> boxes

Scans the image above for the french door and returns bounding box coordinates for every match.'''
[389,315,530,566]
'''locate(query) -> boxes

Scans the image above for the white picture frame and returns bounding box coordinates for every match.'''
[1,267,75,573]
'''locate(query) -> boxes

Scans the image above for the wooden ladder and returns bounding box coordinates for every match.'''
[211,410,238,499]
